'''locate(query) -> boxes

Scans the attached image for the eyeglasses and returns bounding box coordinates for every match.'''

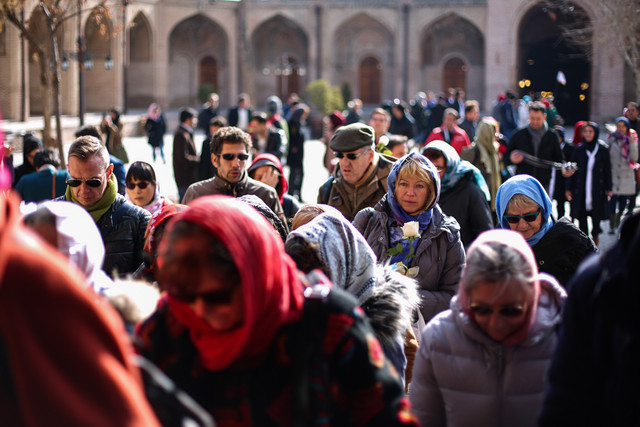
[503,211,541,224]
[220,153,250,161]
[333,147,371,160]
[469,304,527,317]
[66,177,103,188]
[126,181,150,190]
[169,287,237,306]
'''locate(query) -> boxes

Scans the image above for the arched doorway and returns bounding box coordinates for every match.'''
[275,55,301,102]
[443,57,467,93]
[200,56,218,89]
[518,2,591,124]
[359,56,381,105]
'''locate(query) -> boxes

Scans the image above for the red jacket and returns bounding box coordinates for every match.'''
[425,126,471,155]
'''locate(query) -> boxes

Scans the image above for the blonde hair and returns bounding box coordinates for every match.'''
[396,157,437,209]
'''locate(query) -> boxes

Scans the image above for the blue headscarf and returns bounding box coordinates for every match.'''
[495,174,554,247]
[424,140,491,201]
[386,152,441,264]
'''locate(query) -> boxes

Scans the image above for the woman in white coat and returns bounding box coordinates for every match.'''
[409,229,566,427]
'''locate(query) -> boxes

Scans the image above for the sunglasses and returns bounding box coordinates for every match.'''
[503,211,541,224]
[220,153,250,161]
[126,181,151,190]
[469,304,526,318]
[66,177,103,188]
[169,287,237,306]
[333,148,371,160]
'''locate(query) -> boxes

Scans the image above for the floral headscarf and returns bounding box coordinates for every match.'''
[158,195,304,371]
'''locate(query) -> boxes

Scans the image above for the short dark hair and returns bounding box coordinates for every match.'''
[126,161,157,184]
[209,116,227,128]
[464,100,479,114]
[179,108,197,123]
[386,134,408,149]
[529,101,547,114]
[210,126,253,155]
[251,112,268,124]
[422,147,445,162]
[75,125,102,141]
[33,148,60,169]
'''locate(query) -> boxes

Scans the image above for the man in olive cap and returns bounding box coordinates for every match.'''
[317,122,395,221]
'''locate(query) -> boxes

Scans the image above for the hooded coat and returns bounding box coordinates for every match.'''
[353,153,466,322]
[410,230,567,427]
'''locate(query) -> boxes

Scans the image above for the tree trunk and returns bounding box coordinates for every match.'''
[49,17,65,167]
[38,57,53,147]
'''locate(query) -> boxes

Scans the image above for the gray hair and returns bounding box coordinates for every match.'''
[68,136,109,169]
[463,241,535,296]
[505,193,540,213]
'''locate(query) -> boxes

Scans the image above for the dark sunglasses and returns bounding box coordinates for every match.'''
[333,148,370,160]
[66,177,103,188]
[469,304,526,317]
[126,181,150,190]
[169,287,237,306]
[220,153,250,161]
[503,211,541,224]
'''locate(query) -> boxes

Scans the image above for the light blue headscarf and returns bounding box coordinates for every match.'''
[495,174,554,247]
[424,140,491,201]
[386,152,441,264]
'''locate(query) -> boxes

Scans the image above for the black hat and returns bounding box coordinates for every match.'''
[329,123,375,152]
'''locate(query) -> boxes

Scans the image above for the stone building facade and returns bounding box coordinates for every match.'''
[0,0,633,124]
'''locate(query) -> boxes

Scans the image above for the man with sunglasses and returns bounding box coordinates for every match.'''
[63,136,151,277]
[317,123,394,221]
[181,126,286,227]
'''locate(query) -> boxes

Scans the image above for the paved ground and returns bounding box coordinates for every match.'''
[3,112,635,254]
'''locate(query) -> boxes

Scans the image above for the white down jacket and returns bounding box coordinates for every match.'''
[409,279,566,427]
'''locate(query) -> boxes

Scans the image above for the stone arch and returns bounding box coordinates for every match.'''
[84,8,117,111]
[251,14,308,104]
[168,14,229,107]
[127,12,154,108]
[420,13,484,103]
[333,13,394,105]
[130,12,152,62]
[517,1,592,124]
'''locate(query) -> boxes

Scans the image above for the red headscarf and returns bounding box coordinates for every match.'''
[458,229,541,346]
[248,153,288,204]
[159,195,304,371]
[573,120,586,145]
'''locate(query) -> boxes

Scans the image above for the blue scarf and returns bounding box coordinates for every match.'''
[425,140,491,201]
[386,152,441,264]
[495,174,554,247]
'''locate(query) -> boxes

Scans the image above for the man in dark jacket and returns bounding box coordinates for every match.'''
[64,136,150,277]
[249,112,286,160]
[505,101,565,192]
[539,212,640,426]
[182,126,286,228]
[227,93,252,131]
[197,92,219,139]
[317,123,394,221]
[173,108,200,201]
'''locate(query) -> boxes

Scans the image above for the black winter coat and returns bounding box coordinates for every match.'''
[97,194,151,277]
[531,216,597,287]
[505,128,564,191]
[567,140,612,219]
[539,213,640,426]
[438,171,493,248]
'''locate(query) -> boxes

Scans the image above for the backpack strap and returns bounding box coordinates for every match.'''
[100,201,134,240]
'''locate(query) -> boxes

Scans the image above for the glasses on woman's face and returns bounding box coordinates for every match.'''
[469,304,526,318]
[503,211,541,224]
[126,181,150,190]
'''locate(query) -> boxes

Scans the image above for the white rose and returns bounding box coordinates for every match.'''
[401,221,420,239]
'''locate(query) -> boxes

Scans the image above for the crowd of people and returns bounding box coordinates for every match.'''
[0,89,639,425]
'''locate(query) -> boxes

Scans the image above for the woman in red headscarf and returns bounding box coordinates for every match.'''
[135,195,417,426]
[410,229,566,427]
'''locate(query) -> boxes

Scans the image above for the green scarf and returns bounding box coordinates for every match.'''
[66,173,117,222]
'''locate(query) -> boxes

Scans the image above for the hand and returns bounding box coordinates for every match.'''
[255,166,280,188]
[565,190,572,201]
[510,151,524,164]
[562,169,575,178]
